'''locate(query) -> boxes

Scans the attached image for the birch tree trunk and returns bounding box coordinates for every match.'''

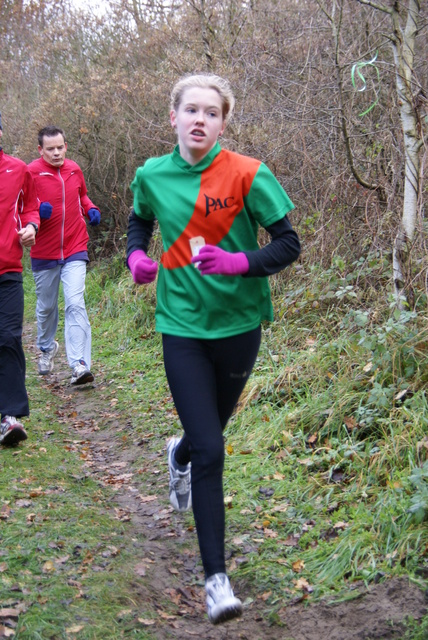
[358,0,425,308]
[391,0,423,308]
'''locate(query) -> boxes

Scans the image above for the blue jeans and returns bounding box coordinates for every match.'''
[33,261,91,369]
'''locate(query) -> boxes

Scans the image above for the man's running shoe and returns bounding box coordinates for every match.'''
[38,341,59,375]
[205,573,243,625]
[71,360,94,385]
[167,436,192,512]
[0,416,28,446]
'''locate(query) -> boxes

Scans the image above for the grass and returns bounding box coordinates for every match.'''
[1,251,427,637]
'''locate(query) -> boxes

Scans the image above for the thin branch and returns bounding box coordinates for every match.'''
[356,0,392,15]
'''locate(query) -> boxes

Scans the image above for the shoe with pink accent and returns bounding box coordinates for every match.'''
[0,416,28,446]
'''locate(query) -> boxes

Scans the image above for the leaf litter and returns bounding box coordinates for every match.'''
[4,326,425,639]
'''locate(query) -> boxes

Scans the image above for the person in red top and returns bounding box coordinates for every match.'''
[28,126,101,386]
[0,112,40,446]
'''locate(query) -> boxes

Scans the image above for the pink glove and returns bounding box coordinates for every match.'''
[128,250,158,284]
[191,245,249,276]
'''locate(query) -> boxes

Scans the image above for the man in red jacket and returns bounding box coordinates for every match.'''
[0,113,40,446]
[28,126,101,385]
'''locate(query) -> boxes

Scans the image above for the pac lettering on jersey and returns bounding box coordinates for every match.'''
[204,194,235,217]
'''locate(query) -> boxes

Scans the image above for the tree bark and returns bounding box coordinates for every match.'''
[390,0,422,308]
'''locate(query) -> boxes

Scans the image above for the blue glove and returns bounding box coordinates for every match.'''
[88,208,101,226]
[39,202,53,220]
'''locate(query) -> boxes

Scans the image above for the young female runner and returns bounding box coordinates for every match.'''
[126,73,301,624]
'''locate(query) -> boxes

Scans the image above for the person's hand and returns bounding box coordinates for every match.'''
[39,202,53,220]
[128,250,158,284]
[191,245,249,276]
[88,208,101,226]
[18,225,37,247]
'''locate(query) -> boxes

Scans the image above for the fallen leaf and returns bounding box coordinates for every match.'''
[292,559,305,573]
[0,506,11,520]
[0,608,20,620]
[298,458,313,466]
[138,618,155,626]
[330,469,345,483]
[159,611,177,620]
[65,624,84,633]
[15,500,32,508]
[138,495,157,503]
[29,487,44,497]
[343,416,357,430]
[273,472,285,480]
[295,577,313,592]
[333,521,348,530]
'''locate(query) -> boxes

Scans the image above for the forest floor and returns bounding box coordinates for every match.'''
[15,321,427,640]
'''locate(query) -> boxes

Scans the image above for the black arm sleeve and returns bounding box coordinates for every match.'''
[126,210,155,265]
[244,215,301,278]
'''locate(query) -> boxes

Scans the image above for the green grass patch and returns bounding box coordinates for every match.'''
[2,253,426,637]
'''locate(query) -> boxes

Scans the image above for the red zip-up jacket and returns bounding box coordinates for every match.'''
[28,157,99,261]
[0,149,39,277]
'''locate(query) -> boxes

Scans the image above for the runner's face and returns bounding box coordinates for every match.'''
[38,133,67,167]
[170,87,225,165]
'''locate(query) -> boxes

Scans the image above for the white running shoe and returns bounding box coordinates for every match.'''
[0,416,28,446]
[71,360,94,385]
[38,341,59,375]
[205,573,243,624]
[167,437,192,512]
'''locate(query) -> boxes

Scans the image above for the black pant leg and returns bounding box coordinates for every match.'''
[0,279,29,419]
[162,327,261,578]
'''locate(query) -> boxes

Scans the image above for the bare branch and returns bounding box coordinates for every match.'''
[356,0,392,15]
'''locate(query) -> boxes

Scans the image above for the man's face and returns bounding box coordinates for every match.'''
[38,133,67,167]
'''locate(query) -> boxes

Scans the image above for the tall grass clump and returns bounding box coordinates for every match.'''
[14,249,426,635]
[222,256,427,606]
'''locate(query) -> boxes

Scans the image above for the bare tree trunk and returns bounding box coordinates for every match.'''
[390,0,422,308]
[358,0,424,308]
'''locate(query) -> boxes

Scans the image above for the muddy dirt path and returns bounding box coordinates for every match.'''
[25,326,427,640]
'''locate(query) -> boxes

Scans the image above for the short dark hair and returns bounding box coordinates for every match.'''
[38,126,66,147]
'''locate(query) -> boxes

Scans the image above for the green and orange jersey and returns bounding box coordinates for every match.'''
[130,142,294,339]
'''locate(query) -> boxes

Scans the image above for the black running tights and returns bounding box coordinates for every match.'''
[162,326,261,578]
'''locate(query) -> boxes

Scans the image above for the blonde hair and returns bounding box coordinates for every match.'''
[170,73,235,125]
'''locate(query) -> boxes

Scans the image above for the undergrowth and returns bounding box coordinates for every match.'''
[1,250,426,638]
